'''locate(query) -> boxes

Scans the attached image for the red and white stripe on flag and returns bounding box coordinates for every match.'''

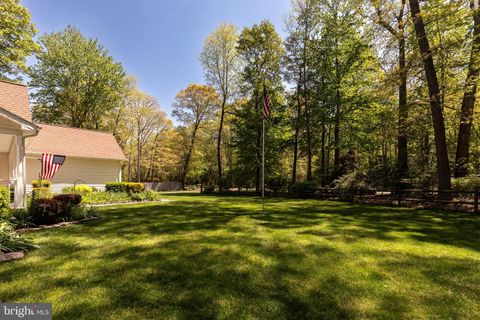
[41,154,66,180]
[263,84,271,121]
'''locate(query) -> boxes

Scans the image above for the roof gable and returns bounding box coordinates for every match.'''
[0,80,32,121]
[25,124,126,161]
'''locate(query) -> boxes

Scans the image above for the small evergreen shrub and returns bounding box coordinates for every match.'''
[105,182,145,193]
[105,182,127,192]
[334,171,373,201]
[32,187,52,199]
[32,180,51,188]
[126,182,145,193]
[62,185,93,195]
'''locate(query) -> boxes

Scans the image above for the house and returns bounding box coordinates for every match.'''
[0,80,126,207]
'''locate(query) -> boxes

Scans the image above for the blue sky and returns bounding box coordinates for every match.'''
[23,0,292,120]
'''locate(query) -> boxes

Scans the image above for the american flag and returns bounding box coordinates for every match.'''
[263,84,271,121]
[41,154,66,180]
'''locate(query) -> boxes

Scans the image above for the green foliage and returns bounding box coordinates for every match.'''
[82,192,131,204]
[334,171,373,202]
[62,185,93,195]
[0,186,10,214]
[141,189,159,201]
[0,0,39,78]
[0,220,37,253]
[4,208,33,229]
[31,194,83,225]
[32,187,52,199]
[32,180,51,188]
[105,182,145,193]
[289,181,317,194]
[451,176,480,191]
[29,26,126,129]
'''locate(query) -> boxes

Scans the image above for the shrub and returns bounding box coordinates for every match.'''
[126,182,145,193]
[0,186,10,214]
[130,193,144,201]
[31,198,63,225]
[105,182,145,193]
[141,189,158,201]
[334,171,373,201]
[62,185,93,195]
[53,194,82,206]
[0,220,38,253]
[289,181,317,194]
[266,176,288,192]
[32,187,52,199]
[32,179,51,188]
[451,176,480,191]
[4,209,34,229]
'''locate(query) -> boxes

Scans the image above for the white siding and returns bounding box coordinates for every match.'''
[26,156,121,193]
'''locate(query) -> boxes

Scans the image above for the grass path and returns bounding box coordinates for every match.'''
[1,194,479,319]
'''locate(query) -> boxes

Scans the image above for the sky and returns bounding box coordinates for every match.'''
[23,0,292,121]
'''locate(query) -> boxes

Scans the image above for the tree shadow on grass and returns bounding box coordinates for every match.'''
[1,196,479,319]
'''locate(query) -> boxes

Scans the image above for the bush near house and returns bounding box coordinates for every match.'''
[0,186,10,214]
[31,194,84,225]
[105,182,145,193]
[62,185,94,195]
[32,180,51,188]
[32,187,52,199]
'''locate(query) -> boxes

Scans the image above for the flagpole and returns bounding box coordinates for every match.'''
[262,117,265,213]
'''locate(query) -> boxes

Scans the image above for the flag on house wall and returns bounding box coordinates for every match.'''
[263,84,271,121]
[41,154,66,180]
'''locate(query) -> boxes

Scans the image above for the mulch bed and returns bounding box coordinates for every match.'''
[16,217,99,233]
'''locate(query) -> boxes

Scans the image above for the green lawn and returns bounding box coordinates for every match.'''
[1,194,479,319]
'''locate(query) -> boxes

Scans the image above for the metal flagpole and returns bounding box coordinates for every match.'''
[262,117,265,213]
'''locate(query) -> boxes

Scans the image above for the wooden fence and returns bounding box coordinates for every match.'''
[206,188,480,213]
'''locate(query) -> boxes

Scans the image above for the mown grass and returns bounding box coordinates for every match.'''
[1,193,479,319]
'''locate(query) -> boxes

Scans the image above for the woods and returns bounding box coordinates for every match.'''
[3,0,480,191]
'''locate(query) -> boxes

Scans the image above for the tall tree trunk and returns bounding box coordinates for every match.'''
[303,44,312,181]
[334,85,341,174]
[321,121,326,186]
[137,144,142,182]
[455,0,480,177]
[181,127,198,190]
[217,96,227,189]
[397,30,409,179]
[409,0,452,192]
[292,83,302,185]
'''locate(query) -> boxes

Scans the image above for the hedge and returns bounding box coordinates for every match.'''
[32,180,51,188]
[62,185,94,195]
[105,182,145,194]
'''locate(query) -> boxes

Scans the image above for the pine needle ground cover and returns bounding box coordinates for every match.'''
[0,194,479,319]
